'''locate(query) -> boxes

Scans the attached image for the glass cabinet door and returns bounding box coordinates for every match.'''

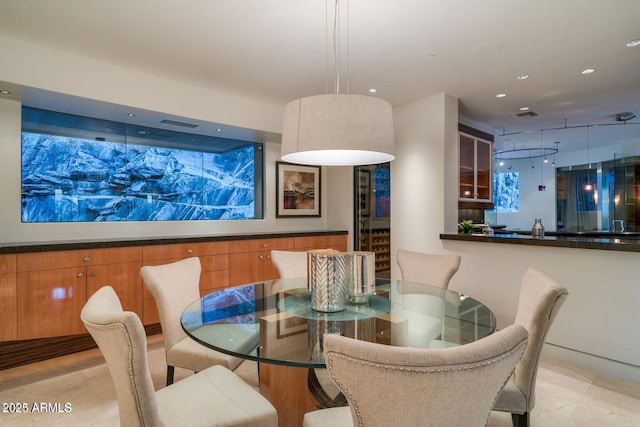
[476,138,492,200]
[459,134,475,198]
[459,132,493,202]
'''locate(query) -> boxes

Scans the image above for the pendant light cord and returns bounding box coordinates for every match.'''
[334,0,341,94]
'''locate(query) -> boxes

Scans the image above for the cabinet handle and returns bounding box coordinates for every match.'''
[262,244,267,248]
[90,271,97,276]
[187,249,193,254]
[83,256,90,262]
[259,255,264,259]
[77,272,84,278]
[266,254,271,259]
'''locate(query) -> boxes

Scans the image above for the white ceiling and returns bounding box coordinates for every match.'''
[0,0,639,153]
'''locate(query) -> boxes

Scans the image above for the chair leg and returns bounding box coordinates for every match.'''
[166,365,175,386]
[511,412,529,427]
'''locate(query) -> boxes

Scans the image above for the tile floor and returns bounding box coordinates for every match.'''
[0,335,638,426]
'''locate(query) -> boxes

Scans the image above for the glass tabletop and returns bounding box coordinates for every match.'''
[181,278,496,368]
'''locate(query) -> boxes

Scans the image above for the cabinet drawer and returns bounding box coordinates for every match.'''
[294,235,347,250]
[17,247,142,272]
[0,254,17,274]
[143,241,228,261]
[229,238,294,253]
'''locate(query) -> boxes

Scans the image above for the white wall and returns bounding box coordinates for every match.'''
[0,33,354,243]
[390,93,459,278]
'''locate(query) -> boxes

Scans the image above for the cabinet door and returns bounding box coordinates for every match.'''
[262,251,279,281]
[459,132,493,203]
[87,261,143,319]
[0,273,17,341]
[229,252,265,286]
[459,133,476,199]
[476,138,492,201]
[18,268,87,339]
[0,254,17,341]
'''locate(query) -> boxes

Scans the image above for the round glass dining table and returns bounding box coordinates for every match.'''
[181,277,496,368]
[181,278,495,427]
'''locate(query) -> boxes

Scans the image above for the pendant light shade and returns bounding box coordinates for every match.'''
[281,93,395,166]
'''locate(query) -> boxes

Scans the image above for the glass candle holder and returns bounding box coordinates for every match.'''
[308,249,347,312]
[344,251,376,304]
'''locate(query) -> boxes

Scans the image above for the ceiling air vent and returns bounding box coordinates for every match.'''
[515,110,539,117]
[160,119,199,129]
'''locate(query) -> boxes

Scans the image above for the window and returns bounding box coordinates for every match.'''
[21,107,264,222]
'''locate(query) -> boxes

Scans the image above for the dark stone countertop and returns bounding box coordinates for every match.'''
[440,232,640,253]
[0,230,348,254]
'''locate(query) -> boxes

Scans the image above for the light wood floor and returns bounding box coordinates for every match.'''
[1,335,638,426]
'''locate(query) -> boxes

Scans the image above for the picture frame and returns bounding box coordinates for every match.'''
[276,161,321,217]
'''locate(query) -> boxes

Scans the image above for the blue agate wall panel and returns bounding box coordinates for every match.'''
[493,172,519,212]
[21,108,261,223]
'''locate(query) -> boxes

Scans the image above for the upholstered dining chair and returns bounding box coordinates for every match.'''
[140,257,242,385]
[396,249,461,289]
[492,268,569,427]
[81,286,277,427]
[270,249,308,278]
[302,324,529,427]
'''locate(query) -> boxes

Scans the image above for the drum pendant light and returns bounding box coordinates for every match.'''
[280,0,395,166]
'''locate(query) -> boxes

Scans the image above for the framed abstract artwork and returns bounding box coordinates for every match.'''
[276,162,321,217]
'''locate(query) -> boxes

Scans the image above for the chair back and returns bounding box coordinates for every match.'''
[513,268,569,410]
[323,324,528,427]
[140,257,201,352]
[271,250,308,278]
[81,286,160,426]
[396,249,461,289]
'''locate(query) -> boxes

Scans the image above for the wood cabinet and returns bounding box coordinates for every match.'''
[141,241,230,324]
[16,247,142,340]
[229,238,295,286]
[1,232,346,345]
[0,254,17,341]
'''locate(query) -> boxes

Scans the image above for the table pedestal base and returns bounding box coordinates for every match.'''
[259,363,345,427]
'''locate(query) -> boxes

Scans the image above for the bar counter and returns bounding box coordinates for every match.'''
[440,231,640,253]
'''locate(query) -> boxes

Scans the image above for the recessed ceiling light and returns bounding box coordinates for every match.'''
[127,113,135,117]
[581,68,596,75]
[0,90,10,94]
[516,74,529,80]
[216,128,222,132]
[496,93,507,98]
[519,107,530,111]
[626,39,640,47]
[369,88,377,93]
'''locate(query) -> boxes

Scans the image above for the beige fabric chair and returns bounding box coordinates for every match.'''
[81,286,277,427]
[140,257,242,385]
[303,324,528,427]
[396,249,461,289]
[270,249,308,278]
[493,268,569,427]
